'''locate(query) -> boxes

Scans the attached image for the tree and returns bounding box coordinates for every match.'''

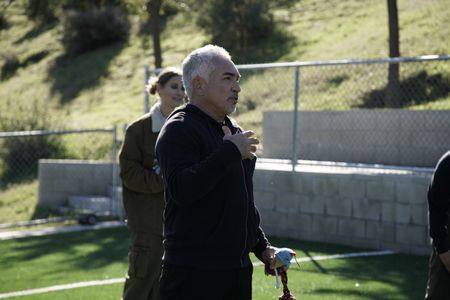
[1,0,14,13]
[0,0,14,29]
[146,0,162,68]
[197,0,294,53]
[23,0,132,23]
[61,7,130,56]
[24,0,58,23]
[386,0,400,107]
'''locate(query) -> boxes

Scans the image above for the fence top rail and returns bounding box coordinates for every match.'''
[0,128,115,138]
[236,54,450,70]
[145,54,450,73]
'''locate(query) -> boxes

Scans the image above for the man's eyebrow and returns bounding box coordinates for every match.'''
[223,72,241,79]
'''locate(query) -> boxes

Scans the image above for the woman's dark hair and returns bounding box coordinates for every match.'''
[147,67,182,95]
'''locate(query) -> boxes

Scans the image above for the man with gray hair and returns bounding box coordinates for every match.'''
[155,44,278,299]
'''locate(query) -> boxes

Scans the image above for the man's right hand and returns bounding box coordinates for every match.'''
[222,126,259,160]
[439,250,450,272]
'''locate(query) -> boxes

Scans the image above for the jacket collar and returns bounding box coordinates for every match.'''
[184,104,235,129]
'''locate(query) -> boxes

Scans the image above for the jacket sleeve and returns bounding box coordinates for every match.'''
[156,121,242,206]
[428,154,450,254]
[119,123,164,194]
[252,226,270,261]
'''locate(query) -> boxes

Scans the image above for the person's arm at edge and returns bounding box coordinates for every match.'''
[428,154,450,272]
[428,155,450,254]
[428,189,450,254]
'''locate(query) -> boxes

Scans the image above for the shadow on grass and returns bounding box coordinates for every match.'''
[1,50,50,81]
[268,236,428,299]
[311,254,428,299]
[1,22,55,80]
[30,205,64,220]
[13,22,57,45]
[3,227,129,270]
[47,42,125,104]
[357,71,450,108]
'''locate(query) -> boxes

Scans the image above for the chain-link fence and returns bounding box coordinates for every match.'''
[3,55,446,229]
[146,55,450,168]
[0,128,120,228]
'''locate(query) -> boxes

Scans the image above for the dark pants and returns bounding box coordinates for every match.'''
[160,263,253,300]
[425,249,450,300]
[122,232,163,300]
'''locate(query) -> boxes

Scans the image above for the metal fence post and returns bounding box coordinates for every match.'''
[144,65,150,113]
[292,66,300,171]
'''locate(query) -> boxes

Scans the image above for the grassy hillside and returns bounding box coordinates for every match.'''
[1,0,449,130]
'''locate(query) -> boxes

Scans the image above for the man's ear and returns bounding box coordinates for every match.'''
[192,76,205,95]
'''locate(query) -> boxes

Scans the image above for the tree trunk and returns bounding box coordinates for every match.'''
[147,0,162,69]
[386,0,400,107]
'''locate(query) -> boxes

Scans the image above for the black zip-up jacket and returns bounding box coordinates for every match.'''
[155,104,269,269]
[428,151,450,254]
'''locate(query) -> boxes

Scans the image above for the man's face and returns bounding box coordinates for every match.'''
[203,57,241,118]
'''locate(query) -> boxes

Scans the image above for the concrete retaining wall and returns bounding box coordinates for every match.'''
[253,164,432,255]
[38,159,433,255]
[263,110,450,167]
[38,159,114,208]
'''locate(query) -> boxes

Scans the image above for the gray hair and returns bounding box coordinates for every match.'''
[182,44,232,100]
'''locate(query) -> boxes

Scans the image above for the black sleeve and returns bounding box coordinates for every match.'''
[428,152,450,254]
[252,224,270,261]
[156,120,242,206]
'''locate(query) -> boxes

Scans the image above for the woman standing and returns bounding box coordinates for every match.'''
[119,68,184,300]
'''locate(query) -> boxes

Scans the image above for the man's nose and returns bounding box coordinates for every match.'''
[232,82,241,93]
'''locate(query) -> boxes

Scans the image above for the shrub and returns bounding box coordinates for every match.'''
[196,0,275,52]
[0,99,67,186]
[24,0,58,23]
[0,137,66,185]
[23,0,134,24]
[0,13,7,30]
[62,0,126,12]
[62,7,130,56]
[1,53,20,81]
[193,0,294,63]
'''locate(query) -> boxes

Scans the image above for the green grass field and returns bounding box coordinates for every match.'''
[0,226,429,300]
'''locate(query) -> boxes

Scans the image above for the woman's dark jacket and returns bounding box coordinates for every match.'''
[119,113,165,236]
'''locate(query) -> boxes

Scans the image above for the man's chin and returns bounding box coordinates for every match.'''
[225,106,237,116]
